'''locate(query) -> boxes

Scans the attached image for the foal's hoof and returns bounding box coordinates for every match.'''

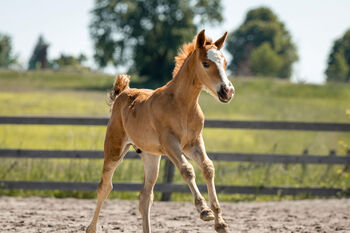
[215,222,229,233]
[86,225,96,233]
[200,209,215,221]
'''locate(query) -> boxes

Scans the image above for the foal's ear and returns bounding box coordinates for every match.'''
[196,29,206,48]
[214,32,228,50]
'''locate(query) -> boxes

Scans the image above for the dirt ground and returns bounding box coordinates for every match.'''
[0,197,349,233]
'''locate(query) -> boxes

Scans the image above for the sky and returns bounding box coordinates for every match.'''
[0,0,349,84]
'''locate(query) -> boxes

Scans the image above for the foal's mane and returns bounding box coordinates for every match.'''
[172,37,212,78]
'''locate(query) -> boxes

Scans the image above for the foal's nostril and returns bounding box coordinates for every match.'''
[221,86,229,94]
[220,84,233,96]
[218,84,234,102]
[228,87,234,96]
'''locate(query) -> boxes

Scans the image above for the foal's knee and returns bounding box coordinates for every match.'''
[180,163,195,181]
[139,189,154,203]
[97,179,113,196]
[202,159,215,180]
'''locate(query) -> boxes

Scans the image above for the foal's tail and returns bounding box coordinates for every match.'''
[108,74,130,107]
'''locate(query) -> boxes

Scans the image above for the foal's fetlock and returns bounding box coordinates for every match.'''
[214,220,228,233]
[200,208,215,221]
[194,197,206,211]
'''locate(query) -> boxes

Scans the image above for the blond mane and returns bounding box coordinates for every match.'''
[172,37,212,78]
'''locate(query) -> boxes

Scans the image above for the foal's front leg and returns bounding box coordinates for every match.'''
[161,135,214,222]
[184,136,228,233]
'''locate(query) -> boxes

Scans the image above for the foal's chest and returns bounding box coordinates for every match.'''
[180,113,204,143]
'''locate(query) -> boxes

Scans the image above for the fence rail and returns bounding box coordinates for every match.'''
[1,116,350,131]
[1,116,350,198]
[0,180,346,197]
[1,149,350,164]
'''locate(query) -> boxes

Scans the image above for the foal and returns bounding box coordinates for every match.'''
[86,30,235,233]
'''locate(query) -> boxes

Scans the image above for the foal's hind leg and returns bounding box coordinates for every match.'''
[86,124,129,233]
[139,152,161,233]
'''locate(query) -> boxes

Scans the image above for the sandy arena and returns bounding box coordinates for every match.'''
[0,197,349,232]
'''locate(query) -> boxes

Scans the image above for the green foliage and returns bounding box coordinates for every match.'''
[0,33,17,68]
[28,35,49,70]
[226,7,298,79]
[90,0,223,85]
[250,42,283,77]
[51,53,89,71]
[326,29,350,82]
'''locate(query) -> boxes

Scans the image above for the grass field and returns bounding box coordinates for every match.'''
[0,69,349,201]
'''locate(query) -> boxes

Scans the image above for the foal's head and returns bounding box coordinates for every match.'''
[194,30,235,103]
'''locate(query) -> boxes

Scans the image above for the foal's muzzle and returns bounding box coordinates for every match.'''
[217,83,235,103]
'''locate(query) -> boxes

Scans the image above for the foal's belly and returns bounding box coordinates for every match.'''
[123,109,163,156]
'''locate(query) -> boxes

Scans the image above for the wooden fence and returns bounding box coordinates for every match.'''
[1,116,350,200]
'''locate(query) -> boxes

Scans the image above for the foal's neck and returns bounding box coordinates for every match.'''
[166,52,202,108]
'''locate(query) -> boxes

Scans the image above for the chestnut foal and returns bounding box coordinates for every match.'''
[86,30,235,233]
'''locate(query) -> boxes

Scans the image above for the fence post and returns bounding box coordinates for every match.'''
[343,150,350,171]
[318,149,335,185]
[300,149,309,184]
[161,158,175,201]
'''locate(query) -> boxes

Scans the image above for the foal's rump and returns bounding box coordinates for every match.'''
[109,74,153,119]
[109,74,153,110]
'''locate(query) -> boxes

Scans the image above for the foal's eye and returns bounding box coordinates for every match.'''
[202,61,210,68]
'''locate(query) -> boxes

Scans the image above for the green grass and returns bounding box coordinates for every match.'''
[0,69,114,91]
[0,69,349,201]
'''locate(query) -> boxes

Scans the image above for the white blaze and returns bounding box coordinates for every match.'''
[207,48,231,89]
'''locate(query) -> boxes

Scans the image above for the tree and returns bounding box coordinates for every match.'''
[0,33,17,68]
[28,35,49,70]
[90,0,223,85]
[226,7,298,79]
[326,29,350,82]
[52,53,88,70]
[250,42,283,77]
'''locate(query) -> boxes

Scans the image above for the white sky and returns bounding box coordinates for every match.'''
[0,0,349,84]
